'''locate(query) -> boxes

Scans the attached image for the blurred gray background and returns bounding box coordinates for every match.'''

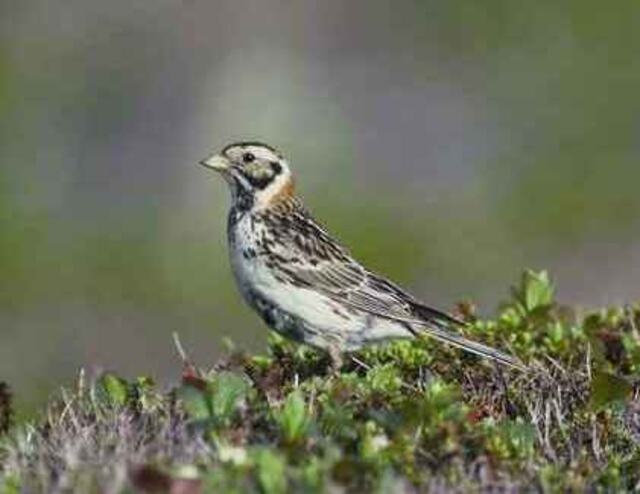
[2,0,639,413]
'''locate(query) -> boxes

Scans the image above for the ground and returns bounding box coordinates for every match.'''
[1,271,639,493]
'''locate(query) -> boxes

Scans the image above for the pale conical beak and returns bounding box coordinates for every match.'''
[199,154,230,172]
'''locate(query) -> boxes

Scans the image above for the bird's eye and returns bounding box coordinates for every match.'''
[242,152,256,163]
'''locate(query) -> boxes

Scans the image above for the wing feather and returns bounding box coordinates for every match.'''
[261,203,525,370]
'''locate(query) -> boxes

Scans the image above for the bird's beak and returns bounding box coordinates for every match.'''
[199,154,231,172]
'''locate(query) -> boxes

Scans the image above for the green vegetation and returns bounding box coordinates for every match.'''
[1,271,640,492]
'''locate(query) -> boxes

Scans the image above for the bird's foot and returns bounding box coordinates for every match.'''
[327,346,344,376]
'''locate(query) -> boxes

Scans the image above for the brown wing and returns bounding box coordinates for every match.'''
[261,202,431,324]
[259,202,525,370]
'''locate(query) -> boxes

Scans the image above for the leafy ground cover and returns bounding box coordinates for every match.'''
[1,271,639,493]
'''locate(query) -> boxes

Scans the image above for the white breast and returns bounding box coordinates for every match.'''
[228,213,409,349]
[230,217,345,328]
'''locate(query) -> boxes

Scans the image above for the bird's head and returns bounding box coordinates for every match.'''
[200,141,294,210]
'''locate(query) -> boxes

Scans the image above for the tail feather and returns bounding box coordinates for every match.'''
[409,301,526,370]
[410,300,467,327]
[418,324,527,371]
[336,296,527,371]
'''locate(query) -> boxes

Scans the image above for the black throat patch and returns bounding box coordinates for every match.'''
[242,170,273,190]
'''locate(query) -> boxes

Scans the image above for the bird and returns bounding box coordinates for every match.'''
[199,141,524,371]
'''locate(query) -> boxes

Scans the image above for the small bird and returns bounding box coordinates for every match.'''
[200,142,524,370]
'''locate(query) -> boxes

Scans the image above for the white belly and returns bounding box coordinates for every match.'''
[228,216,409,349]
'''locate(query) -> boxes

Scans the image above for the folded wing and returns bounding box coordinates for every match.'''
[264,205,525,370]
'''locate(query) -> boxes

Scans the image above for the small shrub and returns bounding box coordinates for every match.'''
[1,271,640,492]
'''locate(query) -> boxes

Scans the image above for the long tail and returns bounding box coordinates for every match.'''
[416,323,526,371]
[409,301,526,370]
[337,297,526,371]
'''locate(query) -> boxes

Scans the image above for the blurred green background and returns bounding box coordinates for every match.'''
[2,0,639,413]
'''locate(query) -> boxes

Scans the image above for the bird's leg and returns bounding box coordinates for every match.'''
[327,345,344,375]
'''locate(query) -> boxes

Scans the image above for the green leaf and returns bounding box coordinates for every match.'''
[275,389,310,444]
[177,382,212,421]
[255,449,287,494]
[520,270,554,312]
[133,376,162,412]
[487,420,535,460]
[95,373,129,407]
[210,372,249,424]
[177,372,249,426]
[0,475,21,494]
[590,370,632,411]
[366,363,402,394]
